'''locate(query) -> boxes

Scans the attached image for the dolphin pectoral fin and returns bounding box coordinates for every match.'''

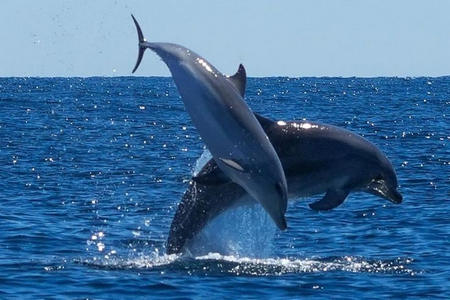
[228,64,247,97]
[131,14,148,73]
[309,189,349,211]
[218,157,245,172]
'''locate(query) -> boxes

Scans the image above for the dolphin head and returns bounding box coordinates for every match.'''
[364,155,402,204]
[245,174,288,230]
[216,158,289,231]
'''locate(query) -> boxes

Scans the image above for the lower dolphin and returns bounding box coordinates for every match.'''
[166,114,402,254]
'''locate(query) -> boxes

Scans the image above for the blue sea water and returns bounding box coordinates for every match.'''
[0,76,448,299]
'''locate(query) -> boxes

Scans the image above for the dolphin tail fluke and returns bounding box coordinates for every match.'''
[131,14,147,73]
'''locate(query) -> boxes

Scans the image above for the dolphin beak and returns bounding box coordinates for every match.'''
[388,189,403,204]
[366,180,402,204]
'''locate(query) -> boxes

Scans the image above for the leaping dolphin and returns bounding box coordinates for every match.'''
[131,15,288,229]
[166,114,402,254]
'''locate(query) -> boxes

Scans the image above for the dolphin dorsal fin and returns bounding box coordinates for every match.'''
[228,64,247,97]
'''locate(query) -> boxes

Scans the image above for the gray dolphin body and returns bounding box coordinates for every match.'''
[131,16,288,229]
[166,114,402,254]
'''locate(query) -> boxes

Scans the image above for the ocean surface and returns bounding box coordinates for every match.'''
[0,76,448,299]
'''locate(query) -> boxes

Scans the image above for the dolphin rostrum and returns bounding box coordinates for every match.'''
[131,15,288,229]
[166,114,402,254]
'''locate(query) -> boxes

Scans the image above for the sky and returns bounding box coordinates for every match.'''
[1,0,449,77]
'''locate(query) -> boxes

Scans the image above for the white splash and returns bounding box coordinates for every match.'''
[83,252,418,276]
[185,203,277,258]
[192,148,212,176]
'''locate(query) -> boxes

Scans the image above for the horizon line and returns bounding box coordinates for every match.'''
[1,74,449,79]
